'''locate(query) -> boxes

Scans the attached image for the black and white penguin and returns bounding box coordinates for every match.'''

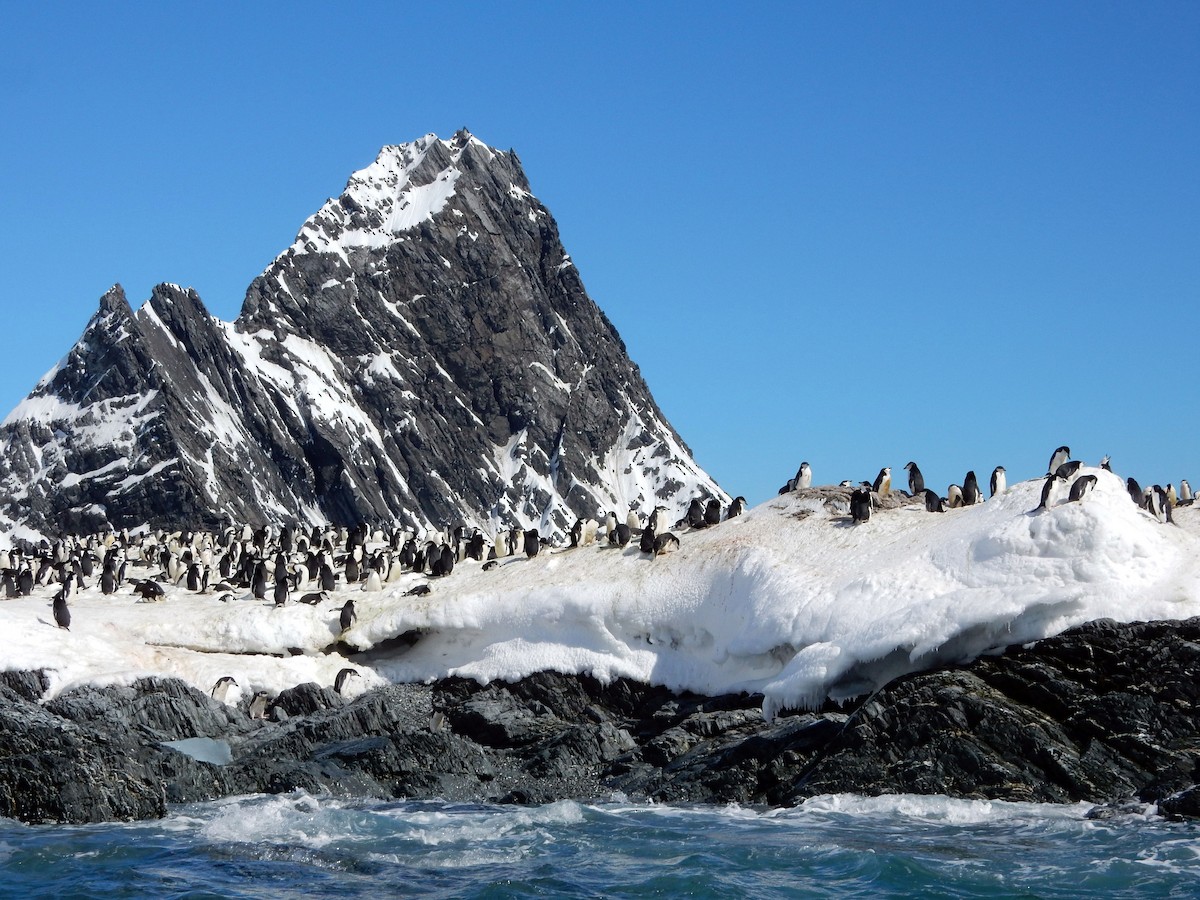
[298,590,328,605]
[211,676,240,705]
[904,462,925,496]
[334,667,361,695]
[728,497,746,518]
[946,485,964,509]
[850,488,872,523]
[1167,484,1178,507]
[704,499,722,527]
[100,560,118,595]
[649,506,670,535]
[1100,455,1112,472]
[1127,477,1144,506]
[685,499,706,529]
[1068,474,1098,502]
[340,598,356,632]
[990,466,1007,498]
[794,462,812,491]
[52,582,71,630]
[639,524,657,554]
[1180,480,1194,505]
[273,576,289,607]
[962,471,981,506]
[872,467,891,496]
[652,532,681,557]
[923,489,945,513]
[1047,446,1071,475]
[494,529,510,559]
[248,691,271,720]
[523,529,541,559]
[404,583,431,597]
[609,523,632,548]
[134,580,165,602]
[1054,460,1083,481]
[1035,473,1063,511]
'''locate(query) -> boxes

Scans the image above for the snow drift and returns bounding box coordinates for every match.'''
[1,467,1196,717]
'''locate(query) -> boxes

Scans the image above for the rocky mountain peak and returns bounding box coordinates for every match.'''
[0,132,726,539]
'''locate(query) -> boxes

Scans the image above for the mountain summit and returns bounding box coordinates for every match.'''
[0,131,725,538]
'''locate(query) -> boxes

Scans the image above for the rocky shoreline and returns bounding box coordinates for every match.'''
[2,616,1198,825]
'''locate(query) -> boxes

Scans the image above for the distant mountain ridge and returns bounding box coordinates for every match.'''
[0,130,725,538]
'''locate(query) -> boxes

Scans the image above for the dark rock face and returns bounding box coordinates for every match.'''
[0,131,723,539]
[4,617,1199,826]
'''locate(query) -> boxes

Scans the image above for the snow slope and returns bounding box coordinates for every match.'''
[1,468,1196,717]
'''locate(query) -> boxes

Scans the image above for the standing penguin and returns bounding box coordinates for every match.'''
[850,488,872,523]
[340,598,356,632]
[989,466,1007,498]
[1180,480,1194,505]
[52,582,71,630]
[946,485,964,509]
[728,497,746,518]
[1127,477,1144,506]
[794,462,812,490]
[1047,446,1071,475]
[873,467,892,497]
[334,667,361,695]
[1035,473,1063,511]
[904,462,925,496]
[523,529,541,559]
[704,499,722,527]
[962,471,981,506]
[923,489,945,513]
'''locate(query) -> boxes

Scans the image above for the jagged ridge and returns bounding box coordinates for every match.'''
[0,130,725,537]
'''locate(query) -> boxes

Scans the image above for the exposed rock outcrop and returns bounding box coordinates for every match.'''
[2,617,1197,825]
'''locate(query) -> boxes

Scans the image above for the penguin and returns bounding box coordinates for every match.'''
[211,676,240,706]
[494,529,510,559]
[649,507,670,534]
[434,544,455,577]
[299,590,328,605]
[1167,484,1178,506]
[904,462,925,496]
[850,488,872,523]
[990,466,1007,498]
[794,462,812,491]
[704,499,722,527]
[946,485,964,509]
[134,580,165,602]
[339,598,356,632]
[923,489,945,513]
[1047,446,1071,475]
[609,523,632,548]
[363,568,383,592]
[272,576,289,607]
[1180,480,1194,505]
[523,529,541,559]
[728,497,746,518]
[651,532,681,557]
[1146,486,1166,522]
[1100,455,1113,472]
[639,523,657,554]
[100,560,118,595]
[52,583,71,631]
[1035,473,1063,511]
[1054,460,1083,481]
[872,467,891,497]
[248,690,271,720]
[1127,477,1144,506]
[962,471,981,506]
[334,667,361,695]
[482,559,499,571]
[1068,474,1098,502]
[404,583,431,597]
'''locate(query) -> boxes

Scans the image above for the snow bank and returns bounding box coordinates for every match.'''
[1,468,1197,716]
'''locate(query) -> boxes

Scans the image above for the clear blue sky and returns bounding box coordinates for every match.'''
[2,3,1197,505]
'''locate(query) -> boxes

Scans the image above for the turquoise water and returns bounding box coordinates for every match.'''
[1,792,1197,898]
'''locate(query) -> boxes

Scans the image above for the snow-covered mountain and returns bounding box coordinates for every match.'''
[0,130,724,538]
[2,470,1197,716]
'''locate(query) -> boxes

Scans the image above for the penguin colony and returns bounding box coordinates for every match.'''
[4,497,747,721]
[778,448,1192,526]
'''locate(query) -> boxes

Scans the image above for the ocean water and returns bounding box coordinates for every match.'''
[0,792,1196,898]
